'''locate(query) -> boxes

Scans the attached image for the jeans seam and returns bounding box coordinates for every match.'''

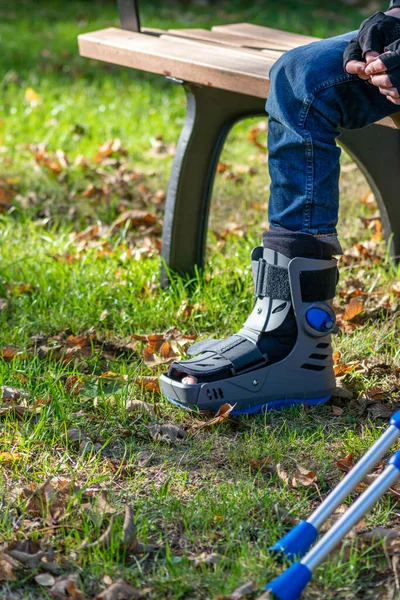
[298,74,357,232]
[303,131,314,231]
[298,75,356,130]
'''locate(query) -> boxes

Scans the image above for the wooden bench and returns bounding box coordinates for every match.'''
[78,1,400,282]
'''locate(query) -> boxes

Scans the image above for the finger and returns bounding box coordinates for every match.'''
[365,51,380,64]
[345,60,370,80]
[379,86,400,98]
[370,73,393,88]
[387,95,400,105]
[345,60,366,74]
[365,58,388,75]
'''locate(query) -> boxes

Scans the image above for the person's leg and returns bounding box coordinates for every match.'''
[160,33,400,413]
[266,31,400,250]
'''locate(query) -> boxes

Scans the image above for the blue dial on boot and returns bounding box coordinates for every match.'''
[306,307,335,333]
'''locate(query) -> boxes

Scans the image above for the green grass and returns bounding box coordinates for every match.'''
[0,0,400,598]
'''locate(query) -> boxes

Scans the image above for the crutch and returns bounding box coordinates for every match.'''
[265,449,400,600]
[269,410,400,561]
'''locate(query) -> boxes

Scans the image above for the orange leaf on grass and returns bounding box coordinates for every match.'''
[249,457,273,471]
[343,298,364,321]
[337,452,354,473]
[361,191,377,209]
[248,121,268,150]
[0,347,26,361]
[135,376,160,393]
[94,138,126,163]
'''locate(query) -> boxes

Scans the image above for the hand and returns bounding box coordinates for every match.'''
[344,11,400,104]
[344,11,400,68]
[346,51,379,80]
[365,52,400,105]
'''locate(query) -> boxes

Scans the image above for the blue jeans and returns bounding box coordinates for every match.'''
[266,31,400,248]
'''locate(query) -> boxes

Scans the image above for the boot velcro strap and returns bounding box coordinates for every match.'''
[300,267,338,302]
[208,335,267,372]
[255,260,291,300]
[255,259,338,302]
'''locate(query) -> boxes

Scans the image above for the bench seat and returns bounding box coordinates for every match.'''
[78,25,398,129]
[78,21,400,280]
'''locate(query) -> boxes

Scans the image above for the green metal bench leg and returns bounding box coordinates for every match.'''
[339,124,400,262]
[161,84,265,285]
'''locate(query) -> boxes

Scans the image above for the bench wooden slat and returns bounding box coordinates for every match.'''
[212,23,319,49]
[160,32,281,60]
[78,28,272,98]
[166,27,286,54]
[377,116,400,129]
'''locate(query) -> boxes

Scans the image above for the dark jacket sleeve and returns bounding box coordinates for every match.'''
[390,1,400,7]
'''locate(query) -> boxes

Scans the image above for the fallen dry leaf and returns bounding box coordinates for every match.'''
[0,404,33,419]
[343,297,364,321]
[50,573,85,600]
[194,403,236,431]
[1,386,28,401]
[33,145,68,174]
[357,527,400,554]
[361,191,377,209]
[64,427,89,444]
[81,504,156,556]
[0,451,23,464]
[230,581,256,600]
[93,579,141,600]
[148,422,187,443]
[135,376,160,393]
[0,346,26,361]
[276,463,290,486]
[147,137,176,157]
[23,478,76,522]
[188,552,221,567]
[248,457,273,471]
[95,138,126,163]
[333,360,362,377]
[80,516,115,551]
[136,451,153,468]
[332,385,353,400]
[336,452,354,473]
[367,403,393,419]
[364,385,388,400]
[65,375,84,396]
[122,505,137,551]
[0,552,21,582]
[248,120,268,150]
[110,210,157,232]
[292,465,317,488]
[126,399,156,419]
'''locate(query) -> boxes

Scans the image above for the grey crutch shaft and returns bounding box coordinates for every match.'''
[266,450,400,600]
[269,410,400,561]
[304,459,400,570]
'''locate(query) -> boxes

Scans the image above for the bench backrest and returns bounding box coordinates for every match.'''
[117,0,140,32]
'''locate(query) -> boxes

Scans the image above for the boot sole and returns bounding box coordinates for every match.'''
[165,393,332,415]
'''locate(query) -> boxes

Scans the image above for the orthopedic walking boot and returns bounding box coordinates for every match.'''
[160,229,339,414]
